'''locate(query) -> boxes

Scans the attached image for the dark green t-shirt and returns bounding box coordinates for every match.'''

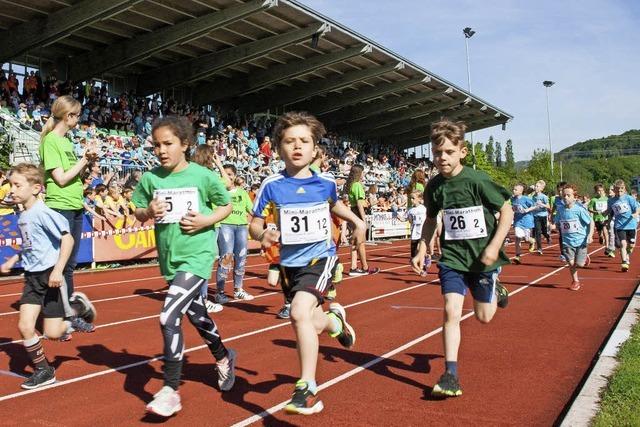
[132,162,230,281]
[425,166,510,272]
[39,132,83,210]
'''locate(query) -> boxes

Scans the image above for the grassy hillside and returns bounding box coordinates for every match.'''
[557,129,640,160]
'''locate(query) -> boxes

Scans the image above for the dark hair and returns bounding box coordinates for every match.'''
[151,115,194,159]
[83,187,95,197]
[344,164,364,197]
[95,184,107,193]
[223,164,237,174]
[271,111,326,151]
[594,183,604,191]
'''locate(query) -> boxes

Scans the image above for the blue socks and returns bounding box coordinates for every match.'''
[445,361,458,377]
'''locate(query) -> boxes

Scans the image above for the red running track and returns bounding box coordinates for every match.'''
[0,239,637,426]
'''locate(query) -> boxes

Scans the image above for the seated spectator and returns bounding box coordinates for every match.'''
[83,187,106,220]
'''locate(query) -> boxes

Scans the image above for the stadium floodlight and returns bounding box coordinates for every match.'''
[463,27,476,168]
[543,80,556,177]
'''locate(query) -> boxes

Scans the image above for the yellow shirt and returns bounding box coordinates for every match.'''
[0,183,14,215]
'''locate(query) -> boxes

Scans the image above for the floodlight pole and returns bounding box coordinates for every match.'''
[463,27,476,169]
[543,80,555,178]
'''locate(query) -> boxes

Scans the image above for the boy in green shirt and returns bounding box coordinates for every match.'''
[412,119,512,397]
[588,183,612,256]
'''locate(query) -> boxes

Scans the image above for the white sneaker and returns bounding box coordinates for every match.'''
[205,300,223,313]
[217,349,236,391]
[233,289,254,301]
[146,386,182,417]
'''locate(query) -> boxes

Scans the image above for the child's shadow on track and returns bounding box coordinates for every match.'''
[133,288,166,302]
[273,339,440,390]
[0,338,79,375]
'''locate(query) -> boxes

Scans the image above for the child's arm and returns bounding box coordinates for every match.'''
[480,201,514,266]
[249,216,280,248]
[180,203,232,234]
[411,217,437,273]
[586,219,594,244]
[0,254,20,273]
[83,202,106,221]
[135,198,167,222]
[331,200,366,246]
[49,233,73,288]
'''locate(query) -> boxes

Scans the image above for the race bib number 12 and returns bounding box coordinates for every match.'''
[280,203,330,245]
[153,187,199,224]
[443,206,488,240]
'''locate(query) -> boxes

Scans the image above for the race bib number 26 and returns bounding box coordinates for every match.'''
[443,206,488,240]
[280,203,330,245]
[153,187,199,224]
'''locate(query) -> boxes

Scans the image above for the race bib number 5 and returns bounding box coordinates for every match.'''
[153,187,199,224]
[443,206,488,240]
[280,203,330,245]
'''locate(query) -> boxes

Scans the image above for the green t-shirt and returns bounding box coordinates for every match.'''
[588,196,609,222]
[222,187,252,225]
[425,166,511,272]
[39,132,83,210]
[132,162,231,281]
[348,181,366,208]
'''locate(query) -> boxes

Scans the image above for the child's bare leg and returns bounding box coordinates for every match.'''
[442,293,465,364]
[290,292,329,382]
[18,304,41,340]
[43,318,68,340]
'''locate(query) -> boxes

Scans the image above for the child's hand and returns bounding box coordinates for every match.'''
[480,245,500,266]
[146,198,168,221]
[179,211,211,234]
[411,254,424,274]
[260,229,280,248]
[0,254,19,274]
[48,269,64,288]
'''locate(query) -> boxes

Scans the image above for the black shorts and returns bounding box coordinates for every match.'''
[615,229,636,248]
[281,256,338,306]
[594,220,608,233]
[411,239,421,259]
[20,268,66,318]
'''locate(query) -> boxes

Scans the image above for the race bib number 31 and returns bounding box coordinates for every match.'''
[280,203,330,245]
[443,206,488,240]
[153,187,199,224]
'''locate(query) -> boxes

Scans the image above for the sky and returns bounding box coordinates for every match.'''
[299,0,640,161]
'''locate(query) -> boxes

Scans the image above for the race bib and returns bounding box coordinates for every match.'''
[612,202,630,216]
[559,219,581,234]
[443,206,488,240]
[513,204,525,214]
[595,200,607,212]
[280,202,331,245]
[153,187,199,224]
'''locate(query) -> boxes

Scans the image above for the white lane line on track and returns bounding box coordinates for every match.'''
[0,263,433,403]
[230,245,603,427]
[0,246,396,299]
[391,305,473,312]
[0,254,413,348]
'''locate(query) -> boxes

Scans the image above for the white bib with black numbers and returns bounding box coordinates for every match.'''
[595,200,607,212]
[612,202,630,215]
[153,187,199,224]
[280,202,331,245]
[443,206,488,240]
[559,219,580,234]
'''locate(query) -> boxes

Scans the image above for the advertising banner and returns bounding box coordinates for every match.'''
[366,211,410,239]
[91,216,157,262]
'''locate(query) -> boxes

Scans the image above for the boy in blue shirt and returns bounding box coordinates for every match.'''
[608,179,639,272]
[250,112,366,415]
[531,180,551,253]
[511,183,536,264]
[554,184,593,290]
[1,164,96,389]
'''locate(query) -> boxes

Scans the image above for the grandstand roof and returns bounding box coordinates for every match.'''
[0,0,513,147]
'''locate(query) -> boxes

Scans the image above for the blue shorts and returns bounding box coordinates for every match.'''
[438,264,500,303]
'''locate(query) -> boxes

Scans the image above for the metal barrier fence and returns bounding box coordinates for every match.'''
[0,110,41,165]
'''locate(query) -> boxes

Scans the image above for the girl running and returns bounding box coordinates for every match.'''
[132,116,236,418]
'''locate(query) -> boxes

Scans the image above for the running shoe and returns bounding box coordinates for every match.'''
[276,304,291,319]
[70,292,97,323]
[332,262,343,283]
[537,249,543,255]
[285,380,324,415]
[528,242,536,253]
[217,348,236,391]
[146,386,182,417]
[348,268,367,277]
[607,251,616,258]
[495,282,509,309]
[622,262,630,272]
[21,366,56,390]
[214,293,229,305]
[205,300,223,313]
[630,247,635,255]
[431,371,462,397]
[512,256,521,265]
[328,303,355,349]
[367,267,380,275]
[70,316,95,333]
[569,281,581,291]
[233,289,254,301]
[326,285,337,301]
[58,333,72,342]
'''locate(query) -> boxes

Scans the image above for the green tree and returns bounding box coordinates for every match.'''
[505,139,515,171]
[495,140,502,167]
[523,149,553,187]
[485,136,495,165]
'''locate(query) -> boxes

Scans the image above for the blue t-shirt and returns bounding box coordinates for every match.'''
[253,170,338,267]
[532,192,549,217]
[609,194,638,230]
[17,200,70,272]
[511,195,534,229]
[554,203,591,248]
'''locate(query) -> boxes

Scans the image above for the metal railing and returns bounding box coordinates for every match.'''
[0,110,41,165]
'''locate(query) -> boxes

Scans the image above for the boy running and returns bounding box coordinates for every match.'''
[250,111,365,415]
[588,184,611,255]
[511,183,536,264]
[608,179,639,272]
[1,163,96,389]
[531,180,551,253]
[554,184,593,290]
[412,119,511,397]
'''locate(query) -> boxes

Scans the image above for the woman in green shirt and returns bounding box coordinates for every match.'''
[407,169,426,209]
[39,95,97,333]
